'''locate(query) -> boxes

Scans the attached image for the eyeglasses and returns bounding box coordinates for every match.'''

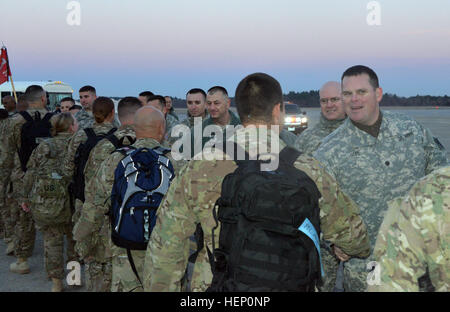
[320,97,341,105]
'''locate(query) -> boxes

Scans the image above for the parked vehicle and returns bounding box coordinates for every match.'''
[284,102,308,134]
[0,80,74,111]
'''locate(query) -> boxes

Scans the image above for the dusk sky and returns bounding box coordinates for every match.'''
[1,0,449,99]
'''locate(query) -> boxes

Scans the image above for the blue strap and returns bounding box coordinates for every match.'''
[298,218,324,277]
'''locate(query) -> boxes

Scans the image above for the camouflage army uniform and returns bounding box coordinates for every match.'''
[180,112,209,129]
[188,110,241,158]
[369,166,449,292]
[0,117,9,241]
[292,113,346,291]
[73,125,135,292]
[168,108,179,121]
[0,108,52,259]
[314,110,448,292]
[143,127,371,292]
[22,133,76,279]
[74,109,94,130]
[75,137,183,292]
[63,121,117,224]
[164,113,181,146]
[279,129,298,149]
[294,113,346,155]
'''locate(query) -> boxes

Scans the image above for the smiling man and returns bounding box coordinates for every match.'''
[313,65,448,292]
[294,81,346,155]
[188,86,241,157]
[181,88,209,128]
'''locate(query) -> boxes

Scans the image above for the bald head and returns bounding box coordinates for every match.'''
[134,106,166,142]
[319,81,340,96]
[1,95,16,113]
[319,81,346,121]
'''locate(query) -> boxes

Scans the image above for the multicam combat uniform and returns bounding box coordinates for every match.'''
[22,132,76,280]
[73,125,135,292]
[74,136,183,292]
[143,127,371,292]
[314,110,448,291]
[0,108,51,260]
[368,166,449,292]
[63,121,117,290]
[63,121,117,224]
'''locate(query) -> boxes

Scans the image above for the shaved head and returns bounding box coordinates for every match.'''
[319,81,340,96]
[134,106,166,142]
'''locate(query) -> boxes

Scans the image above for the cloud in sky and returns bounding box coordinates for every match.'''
[1,0,449,97]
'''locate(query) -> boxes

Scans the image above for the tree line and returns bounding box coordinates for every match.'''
[169,91,450,108]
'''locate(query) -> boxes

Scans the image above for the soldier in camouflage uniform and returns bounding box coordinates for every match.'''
[294,81,347,291]
[75,85,120,129]
[145,95,181,147]
[73,97,142,292]
[368,166,449,292]
[294,81,346,155]
[0,86,49,274]
[64,96,117,224]
[63,96,117,291]
[314,65,448,292]
[143,73,371,292]
[164,96,179,121]
[180,88,209,129]
[1,95,27,255]
[76,106,183,292]
[22,113,78,292]
[74,85,97,130]
[0,109,8,240]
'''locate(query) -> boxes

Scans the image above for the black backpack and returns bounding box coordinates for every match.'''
[18,111,53,172]
[70,127,117,202]
[207,144,322,292]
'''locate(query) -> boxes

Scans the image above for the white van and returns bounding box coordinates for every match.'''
[0,80,74,110]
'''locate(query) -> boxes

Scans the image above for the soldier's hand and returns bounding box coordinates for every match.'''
[333,245,350,262]
[21,202,30,213]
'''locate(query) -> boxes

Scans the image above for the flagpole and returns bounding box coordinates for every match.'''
[10,75,18,104]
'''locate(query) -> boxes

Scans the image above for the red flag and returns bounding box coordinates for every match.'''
[0,47,12,85]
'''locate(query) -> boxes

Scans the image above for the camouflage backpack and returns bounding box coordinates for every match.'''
[30,139,71,226]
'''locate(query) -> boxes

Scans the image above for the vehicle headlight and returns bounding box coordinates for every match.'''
[301,117,308,123]
[285,117,293,123]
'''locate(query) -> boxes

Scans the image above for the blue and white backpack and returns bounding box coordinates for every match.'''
[110,146,175,251]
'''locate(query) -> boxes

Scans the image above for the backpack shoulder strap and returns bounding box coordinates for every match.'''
[19,111,33,123]
[106,127,117,136]
[84,127,96,139]
[279,146,302,166]
[153,146,171,155]
[105,134,121,149]
[42,112,54,122]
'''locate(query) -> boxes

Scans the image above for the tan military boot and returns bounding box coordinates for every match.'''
[5,242,14,256]
[51,278,64,292]
[9,258,30,274]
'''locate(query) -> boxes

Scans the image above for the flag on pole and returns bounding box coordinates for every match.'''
[0,46,12,85]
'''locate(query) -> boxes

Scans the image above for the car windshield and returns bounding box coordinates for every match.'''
[284,104,300,114]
